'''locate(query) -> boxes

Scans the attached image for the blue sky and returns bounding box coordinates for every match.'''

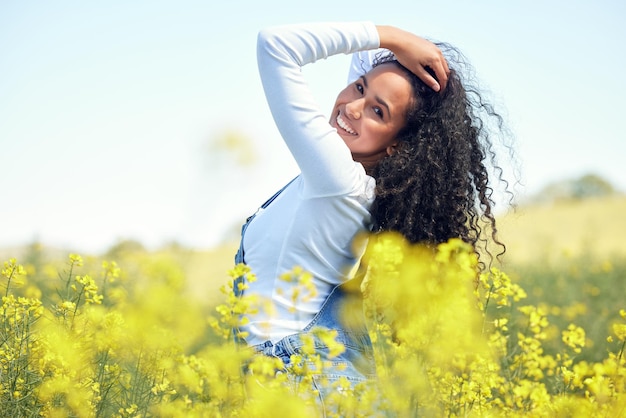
[1,1,624,253]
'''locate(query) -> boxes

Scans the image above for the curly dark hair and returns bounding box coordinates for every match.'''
[369,48,515,266]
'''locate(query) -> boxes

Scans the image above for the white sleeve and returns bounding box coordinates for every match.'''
[257,22,379,196]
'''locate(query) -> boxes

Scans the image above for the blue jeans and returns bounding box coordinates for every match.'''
[250,278,376,412]
[251,277,375,369]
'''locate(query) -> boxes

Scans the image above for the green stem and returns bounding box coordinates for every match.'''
[72,285,85,324]
[481,283,495,335]
[4,263,16,297]
[65,261,76,300]
[618,339,626,362]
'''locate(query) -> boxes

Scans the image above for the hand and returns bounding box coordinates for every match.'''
[376,25,450,92]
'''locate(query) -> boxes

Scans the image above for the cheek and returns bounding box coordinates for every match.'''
[362,126,391,149]
[376,124,397,142]
[337,85,358,104]
[335,88,348,102]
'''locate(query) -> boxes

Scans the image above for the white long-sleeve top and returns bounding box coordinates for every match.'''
[241,22,381,345]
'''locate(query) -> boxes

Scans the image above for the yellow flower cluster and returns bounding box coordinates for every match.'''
[0,235,624,417]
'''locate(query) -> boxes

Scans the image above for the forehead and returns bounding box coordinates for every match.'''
[365,64,413,113]
[366,62,410,87]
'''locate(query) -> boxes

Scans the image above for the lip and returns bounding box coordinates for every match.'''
[335,112,357,136]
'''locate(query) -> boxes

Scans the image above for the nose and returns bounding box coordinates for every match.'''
[345,98,363,119]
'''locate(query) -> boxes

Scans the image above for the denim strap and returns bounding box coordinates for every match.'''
[233,175,298,297]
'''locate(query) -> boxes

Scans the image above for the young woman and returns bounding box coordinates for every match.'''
[234,21,510,404]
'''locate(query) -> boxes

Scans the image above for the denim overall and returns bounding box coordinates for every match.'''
[234,178,376,410]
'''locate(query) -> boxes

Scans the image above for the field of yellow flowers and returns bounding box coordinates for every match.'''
[2,220,625,417]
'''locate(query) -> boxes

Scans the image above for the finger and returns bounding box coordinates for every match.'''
[430,58,449,92]
[413,66,441,92]
[441,57,451,89]
[442,55,451,76]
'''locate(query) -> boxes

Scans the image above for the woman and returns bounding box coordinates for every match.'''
[234,21,510,403]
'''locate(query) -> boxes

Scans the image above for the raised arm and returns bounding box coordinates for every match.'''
[257,22,380,195]
[347,27,450,91]
[257,22,449,195]
[376,25,450,91]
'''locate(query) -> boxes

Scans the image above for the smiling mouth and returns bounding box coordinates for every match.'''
[336,114,357,135]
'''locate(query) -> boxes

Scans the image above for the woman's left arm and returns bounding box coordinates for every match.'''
[376,25,450,91]
[257,22,380,196]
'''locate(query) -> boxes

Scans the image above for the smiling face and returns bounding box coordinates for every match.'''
[330,63,414,172]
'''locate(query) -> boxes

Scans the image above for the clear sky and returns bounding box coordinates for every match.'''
[1,0,625,253]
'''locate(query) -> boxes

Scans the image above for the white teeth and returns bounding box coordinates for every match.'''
[337,114,356,135]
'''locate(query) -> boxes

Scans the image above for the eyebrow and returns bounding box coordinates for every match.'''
[359,75,391,117]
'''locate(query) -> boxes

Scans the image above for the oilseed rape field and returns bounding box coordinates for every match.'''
[1,196,625,417]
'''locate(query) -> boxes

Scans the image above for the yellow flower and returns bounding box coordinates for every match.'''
[612,323,626,341]
[68,253,83,267]
[102,260,121,283]
[562,324,586,353]
[59,301,76,312]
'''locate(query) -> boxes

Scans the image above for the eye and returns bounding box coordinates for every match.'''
[355,82,364,94]
[373,107,384,119]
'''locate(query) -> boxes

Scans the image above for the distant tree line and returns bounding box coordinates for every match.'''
[530,173,619,203]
